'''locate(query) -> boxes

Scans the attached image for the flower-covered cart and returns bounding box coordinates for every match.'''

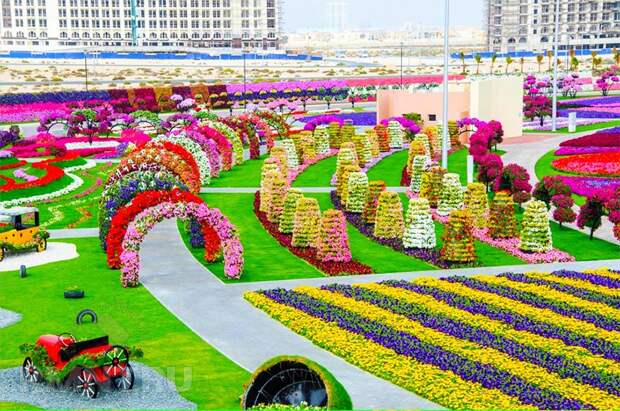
[20,334,142,399]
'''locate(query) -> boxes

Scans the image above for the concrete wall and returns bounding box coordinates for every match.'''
[469,76,523,138]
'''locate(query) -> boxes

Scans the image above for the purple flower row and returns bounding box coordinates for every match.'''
[330,191,452,268]
[554,270,620,289]
[499,272,620,309]
[445,276,620,332]
[261,288,588,410]
[558,109,620,119]
[324,283,620,397]
[385,280,620,361]
[555,146,620,155]
[300,112,378,128]
[558,176,620,202]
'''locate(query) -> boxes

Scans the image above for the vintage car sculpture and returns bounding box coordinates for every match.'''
[20,334,138,399]
[0,207,49,261]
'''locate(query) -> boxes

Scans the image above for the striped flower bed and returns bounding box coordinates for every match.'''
[245,268,620,409]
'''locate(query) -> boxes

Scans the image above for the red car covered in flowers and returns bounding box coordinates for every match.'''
[20,334,137,399]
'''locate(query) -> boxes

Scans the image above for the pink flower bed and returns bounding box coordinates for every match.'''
[13,168,38,182]
[555,146,620,156]
[0,102,70,123]
[558,176,620,202]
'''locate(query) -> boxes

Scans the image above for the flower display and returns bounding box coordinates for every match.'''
[340,120,355,146]
[279,189,303,234]
[409,155,430,194]
[292,197,322,248]
[300,132,317,164]
[380,116,421,138]
[352,134,372,167]
[328,122,342,149]
[387,121,404,149]
[280,139,300,169]
[374,191,404,240]
[269,146,289,180]
[266,170,288,223]
[154,134,211,186]
[519,200,553,253]
[374,125,390,152]
[488,191,518,239]
[366,129,380,157]
[437,173,464,216]
[338,164,361,205]
[403,198,436,249]
[316,209,352,263]
[362,180,386,224]
[420,167,446,208]
[346,172,369,213]
[407,141,427,174]
[314,125,330,156]
[336,142,359,170]
[301,112,375,129]
[259,159,283,213]
[441,210,477,263]
[413,134,431,157]
[552,152,620,177]
[463,183,488,228]
[560,129,620,148]
[577,195,605,240]
[200,122,238,169]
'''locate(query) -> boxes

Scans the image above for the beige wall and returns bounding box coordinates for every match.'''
[469,76,523,138]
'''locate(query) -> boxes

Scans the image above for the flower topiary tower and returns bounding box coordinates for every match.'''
[488,191,518,238]
[366,129,380,157]
[441,210,477,263]
[519,199,553,253]
[315,125,330,155]
[292,197,321,247]
[280,139,299,169]
[339,164,361,205]
[463,182,488,228]
[266,170,288,223]
[403,198,436,249]
[374,125,390,152]
[347,171,369,213]
[301,132,317,164]
[270,146,289,180]
[374,191,404,239]
[259,159,282,212]
[387,121,404,148]
[279,189,303,234]
[316,209,352,263]
[352,134,372,167]
[328,122,342,148]
[420,167,446,208]
[414,133,432,157]
[336,142,359,169]
[437,173,464,216]
[409,155,429,194]
[363,180,387,224]
[407,140,427,174]
[341,120,355,145]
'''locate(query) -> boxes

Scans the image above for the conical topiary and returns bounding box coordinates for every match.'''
[441,210,477,263]
[281,138,299,169]
[388,121,404,148]
[352,134,372,167]
[366,128,380,157]
[336,142,359,169]
[292,197,321,248]
[301,132,317,163]
[414,133,431,157]
[374,191,404,239]
[341,120,355,144]
[463,182,488,228]
[375,125,390,152]
[347,171,369,213]
[363,180,387,224]
[279,189,303,233]
[260,159,282,212]
[420,166,446,208]
[437,173,464,216]
[267,171,288,223]
[407,140,427,174]
[488,191,518,238]
[316,209,352,263]
[328,122,342,148]
[403,198,436,249]
[315,125,330,155]
[409,155,430,194]
[519,200,553,253]
[270,147,289,181]
[340,164,361,205]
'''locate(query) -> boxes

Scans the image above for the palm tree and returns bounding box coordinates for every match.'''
[519,57,525,74]
[458,51,467,75]
[505,56,514,74]
[474,54,482,75]
[490,53,497,74]
[547,50,553,72]
[591,50,599,75]
[614,48,620,66]
[536,55,544,73]
[571,56,579,71]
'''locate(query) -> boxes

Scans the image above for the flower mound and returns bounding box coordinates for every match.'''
[552,153,620,177]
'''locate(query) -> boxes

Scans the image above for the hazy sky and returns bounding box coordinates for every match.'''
[284,0,484,32]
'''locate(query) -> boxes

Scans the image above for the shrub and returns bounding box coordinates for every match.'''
[362,180,386,224]
[316,209,352,263]
[441,210,477,263]
[346,172,369,213]
[279,189,303,234]
[409,155,430,194]
[533,176,571,207]
[577,194,605,240]
[437,173,464,216]
[292,197,321,247]
[374,191,404,239]
[463,182,488,228]
[520,200,553,252]
[494,163,532,195]
[403,198,436,249]
[551,194,576,228]
[488,191,518,238]
[477,153,504,192]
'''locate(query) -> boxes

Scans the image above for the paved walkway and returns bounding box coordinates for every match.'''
[48,228,99,239]
[0,242,78,272]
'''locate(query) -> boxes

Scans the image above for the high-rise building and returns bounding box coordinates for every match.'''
[0,0,282,49]
[327,0,346,32]
[486,0,620,53]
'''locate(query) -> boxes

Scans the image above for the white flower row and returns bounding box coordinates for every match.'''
[65,141,119,150]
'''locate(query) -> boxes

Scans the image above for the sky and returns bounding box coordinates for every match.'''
[283,0,484,32]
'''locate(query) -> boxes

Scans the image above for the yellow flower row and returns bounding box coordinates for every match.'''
[244,291,530,410]
[361,282,620,377]
[524,271,620,298]
[296,286,620,409]
[417,277,620,346]
[475,274,620,321]
[584,268,620,281]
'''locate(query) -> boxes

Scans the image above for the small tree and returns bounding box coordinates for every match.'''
[477,153,504,192]
[524,94,552,127]
[490,53,497,74]
[577,195,605,240]
[459,51,467,75]
[552,194,576,229]
[505,56,514,74]
[536,55,544,73]
[533,176,571,208]
[570,56,579,72]
[474,54,482,75]
[547,50,553,72]
[519,57,525,74]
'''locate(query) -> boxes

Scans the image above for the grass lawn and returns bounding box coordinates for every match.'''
[366,149,408,186]
[208,156,267,188]
[0,403,41,410]
[523,120,620,134]
[293,156,337,187]
[0,238,249,409]
[534,149,586,206]
[1,174,74,201]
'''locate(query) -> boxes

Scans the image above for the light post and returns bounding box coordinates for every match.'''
[243,47,248,111]
[84,49,88,92]
[441,0,450,169]
[400,42,404,90]
[551,0,560,131]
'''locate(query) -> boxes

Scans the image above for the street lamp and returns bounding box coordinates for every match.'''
[243,47,249,111]
[400,42,404,90]
[551,0,560,131]
[84,48,88,92]
[441,0,450,169]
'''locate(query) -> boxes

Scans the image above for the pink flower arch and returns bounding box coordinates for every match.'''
[239,112,276,151]
[119,201,244,287]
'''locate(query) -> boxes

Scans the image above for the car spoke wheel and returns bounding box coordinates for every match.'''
[75,368,98,399]
[22,357,41,383]
[113,363,135,390]
[102,346,130,378]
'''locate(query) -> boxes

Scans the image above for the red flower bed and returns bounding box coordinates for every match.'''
[0,155,71,192]
[552,152,620,177]
[106,188,220,268]
[0,159,26,170]
[253,192,373,276]
[401,167,411,187]
[560,131,620,147]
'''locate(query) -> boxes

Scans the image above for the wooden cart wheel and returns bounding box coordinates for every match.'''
[22,357,42,383]
[75,368,98,399]
[36,238,47,252]
[102,346,130,378]
[112,363,135,390]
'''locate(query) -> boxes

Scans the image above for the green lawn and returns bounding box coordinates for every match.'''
[0,238,249,409]
[367,149,408,186]
[208,155,267,188]
[293,156,337,187]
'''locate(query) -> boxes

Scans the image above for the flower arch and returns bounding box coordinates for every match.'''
[175,129,222,178]
[255,111,290,139]
[239,112,275,151]
[161,113,198,132]
[154,134,211,185]
[224,116,260,159]
[196,125,234,170]
[204,121,243,166]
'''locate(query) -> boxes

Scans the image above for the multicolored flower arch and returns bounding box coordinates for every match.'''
[255,110,290,139]
[196,125,234,171]
[204,121,243,166]
[153,134,211,185]
[239,112,275,151]
[224,116,261,159]
[175,128,222,178]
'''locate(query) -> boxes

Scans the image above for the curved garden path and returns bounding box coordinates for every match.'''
[502,132,620,245]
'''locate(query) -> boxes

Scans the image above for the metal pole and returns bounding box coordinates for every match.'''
[400,42,403,90]
[565,36,570,73]
[441,0,449,169]
[84,49,88,92]
[551,0,560,131]
[243,51,247,111]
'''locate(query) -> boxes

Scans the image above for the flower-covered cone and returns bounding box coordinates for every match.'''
[403,197,436,249]
[374,191,404,239]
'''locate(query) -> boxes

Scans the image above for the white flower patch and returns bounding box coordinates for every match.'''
[65,141,120,150]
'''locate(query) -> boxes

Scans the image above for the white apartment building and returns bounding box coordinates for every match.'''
[486,0,620,53]
[0,0,282,49]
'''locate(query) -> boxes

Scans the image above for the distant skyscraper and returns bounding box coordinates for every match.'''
[327,0,346,32]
